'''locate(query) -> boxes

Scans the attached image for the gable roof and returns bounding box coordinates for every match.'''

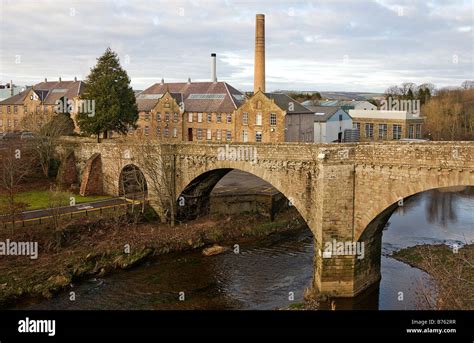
[265,93,313,114]
[306,106,345,122]
[137,81,244,113]
[0,80,85,105]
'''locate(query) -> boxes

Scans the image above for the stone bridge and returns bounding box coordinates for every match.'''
[60,139,474,298]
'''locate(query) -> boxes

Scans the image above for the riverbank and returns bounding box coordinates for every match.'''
[0,207,306,308]
[392,243,474,310]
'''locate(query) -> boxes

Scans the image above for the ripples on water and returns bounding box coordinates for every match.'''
[14,188,474,310]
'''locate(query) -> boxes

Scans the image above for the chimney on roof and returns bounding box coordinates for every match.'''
[211,53,217,83]
[74,76,77,82]
[45,78,47,83]
[254,14,266,93]
[187,77,191,84]
[10,80,13,96]
[59,77,62,82]
[161,78,164,85]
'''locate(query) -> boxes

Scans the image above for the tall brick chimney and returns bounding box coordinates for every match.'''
[254,14,265,93]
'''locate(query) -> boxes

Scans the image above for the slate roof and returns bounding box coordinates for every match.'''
[305,106,341,122]
[137,81,244,113]
[0,80,85,105]
[265,93,313,114]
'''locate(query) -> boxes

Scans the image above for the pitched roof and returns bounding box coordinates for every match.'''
[306,106,341,122]
[0,80,85,105]
[137,81,244,113]
[265,93,313,114]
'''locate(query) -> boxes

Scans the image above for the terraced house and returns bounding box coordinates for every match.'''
[0,78,84,133]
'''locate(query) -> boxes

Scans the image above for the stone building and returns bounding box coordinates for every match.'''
[133,77,244,142]
[348,109,424,141]
[0,78,84,133]
[234,91,312,143]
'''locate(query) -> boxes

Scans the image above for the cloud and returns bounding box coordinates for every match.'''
[0,0,472,92]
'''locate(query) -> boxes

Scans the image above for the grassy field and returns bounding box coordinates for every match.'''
[0,190,111,210]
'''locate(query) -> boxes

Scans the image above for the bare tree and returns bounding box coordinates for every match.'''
[20,113,74,177]
[132,138,177,227]
[0,141,35,228]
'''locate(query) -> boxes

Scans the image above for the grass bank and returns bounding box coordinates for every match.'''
[0,190,110,210]
[392,243,474,310]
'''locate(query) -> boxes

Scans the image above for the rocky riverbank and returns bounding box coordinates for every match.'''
[0,207,306,308]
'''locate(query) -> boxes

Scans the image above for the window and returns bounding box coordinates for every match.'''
[144,126,149,135]
[339,114,343,121]
[188,112,193,122]
[216,129,221,140]
[173,113,178,122]
[226,113,232,124]
[408,124,414,139]
[353,122,360,131]
[144,113,150,121]
[156,127,161,136]
[416,124,422,139]
[164,127,169,137]
[270,113,277,126]
[365,123,374,139]
[393,124,402,140]
[378,124,388,139]
[7,119,11,127]
[165,113,170,122]
[207,113,212,123]
[256,131,262,142]
[7,106,10,114]
[242,130,248,142]
[243,112,248,125]
[197,128,203,140]
[206,129,212,140]
[197,113,203,123]
[156,113,161,121]
[173,127,177,138]
[216,113,222,123]
[256,112,262,126]
[0,106,2,114]
[226,130,231,141]
[164,102,170,108]
[0,119,3,126]
[13,119,18,127]
[13,106,18,114]
[257,100,262,109]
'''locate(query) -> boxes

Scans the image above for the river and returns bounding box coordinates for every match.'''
[14,187,474,310]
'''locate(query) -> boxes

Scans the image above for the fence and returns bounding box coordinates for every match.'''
[0,202,137,230]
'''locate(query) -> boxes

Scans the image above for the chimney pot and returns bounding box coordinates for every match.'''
[161,78,164,85]
[254,14,266,93]
[187,77,191,84]
[10,80,13,96]
[59,77,62,82]
[45,78,47,82]
[74,76,77,82]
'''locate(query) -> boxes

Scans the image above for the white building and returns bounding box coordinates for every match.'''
[307,106,353,143]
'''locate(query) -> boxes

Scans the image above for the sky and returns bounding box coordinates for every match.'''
[0,0,473,92]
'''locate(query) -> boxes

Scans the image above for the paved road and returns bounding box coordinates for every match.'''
[0,197,134,224]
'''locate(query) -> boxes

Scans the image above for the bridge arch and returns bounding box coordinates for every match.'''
[118,164,148,198]
[354,167,474,242]
[175,166,311,228]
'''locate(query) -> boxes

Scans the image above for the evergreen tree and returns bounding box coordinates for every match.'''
[77,47,138,142]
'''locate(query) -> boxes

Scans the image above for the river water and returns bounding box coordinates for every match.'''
[14,187,474,310]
